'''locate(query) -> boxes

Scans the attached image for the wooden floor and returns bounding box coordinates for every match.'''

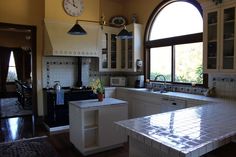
[0,116,129,157]
[1,116,236,157]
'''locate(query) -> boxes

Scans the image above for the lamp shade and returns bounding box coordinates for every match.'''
[68,20,87,35]
[116,26,133,39]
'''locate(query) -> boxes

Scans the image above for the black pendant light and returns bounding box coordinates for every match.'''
[68,20,87,35]
[116,25,133,39]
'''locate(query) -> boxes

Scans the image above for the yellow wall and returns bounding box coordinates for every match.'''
[101,0,125,24]
[45,0,100,22]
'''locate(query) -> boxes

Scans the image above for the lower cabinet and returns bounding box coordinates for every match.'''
[69,99,128,156]
[131,97,161,118]
[116,88,210,118]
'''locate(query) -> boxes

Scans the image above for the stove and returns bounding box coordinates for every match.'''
[43,88,97,132]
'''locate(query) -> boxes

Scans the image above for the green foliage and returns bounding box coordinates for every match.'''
[90,79,105,94]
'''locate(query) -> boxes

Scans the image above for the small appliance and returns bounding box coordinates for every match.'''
[110,77,127,87]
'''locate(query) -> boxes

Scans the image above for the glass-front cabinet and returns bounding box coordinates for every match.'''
[203,1,236,73]
[99,23,142,72]
[100,27,119,71]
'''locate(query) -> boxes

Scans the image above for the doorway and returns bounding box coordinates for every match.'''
[0,22,37,118]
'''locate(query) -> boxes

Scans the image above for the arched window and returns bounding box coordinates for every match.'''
[145,0,204,85]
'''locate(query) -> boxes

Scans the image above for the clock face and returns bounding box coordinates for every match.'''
[63,0,84,16]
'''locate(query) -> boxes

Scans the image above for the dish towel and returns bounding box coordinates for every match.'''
[56,90,64,105]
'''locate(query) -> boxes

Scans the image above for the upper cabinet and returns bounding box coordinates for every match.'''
[99,23,143,72]
[203,1,236,73]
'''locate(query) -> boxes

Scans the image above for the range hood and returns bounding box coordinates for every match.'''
[44,20,102,57]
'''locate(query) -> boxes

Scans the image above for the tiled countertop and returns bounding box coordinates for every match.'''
[69,98,127,108]
[116,102,236,157]
[119,87,228,103]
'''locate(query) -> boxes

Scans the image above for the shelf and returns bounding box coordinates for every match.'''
[208,40,217,43]
[207,56,217,59]
[84,110,98,128]
[84,124,98,131]
[224,37,234,41]
[208,23,217,26]
[224,19,235,23]
[223,56,234,58]
[84,129,98,148]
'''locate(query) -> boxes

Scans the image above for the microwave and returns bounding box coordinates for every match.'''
[110,77,127,87]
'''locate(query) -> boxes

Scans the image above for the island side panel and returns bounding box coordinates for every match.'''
[99,103,128,147]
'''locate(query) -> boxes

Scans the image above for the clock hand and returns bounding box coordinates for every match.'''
[72,0,78,8]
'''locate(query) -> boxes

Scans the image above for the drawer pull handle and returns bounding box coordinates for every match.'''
[172,103,177,105]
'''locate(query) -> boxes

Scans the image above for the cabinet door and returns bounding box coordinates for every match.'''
[99,27,119,71]
[99,104,128,147]
[220,5,236,72]
[131,98,146,118]
[131,97,161,118]
[101,33,108,69]
[204,9,220,72]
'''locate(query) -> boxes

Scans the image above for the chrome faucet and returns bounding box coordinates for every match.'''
[153,74,167,93]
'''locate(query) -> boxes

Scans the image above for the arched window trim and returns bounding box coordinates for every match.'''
[144,0,208,87]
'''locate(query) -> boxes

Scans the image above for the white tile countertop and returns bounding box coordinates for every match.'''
[116,102,236,157]
[119,87,228,103]
[69,98,127,108]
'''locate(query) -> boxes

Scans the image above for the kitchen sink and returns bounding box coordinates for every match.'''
[152,90,168,93]
[134,88,168,94]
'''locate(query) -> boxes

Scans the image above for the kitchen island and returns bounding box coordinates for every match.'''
[116,102,236,157]
[69,98,128,155]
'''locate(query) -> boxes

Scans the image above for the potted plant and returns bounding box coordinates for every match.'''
[90,78,104,101]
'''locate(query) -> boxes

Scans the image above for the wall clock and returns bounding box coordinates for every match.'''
[63,0,84,16]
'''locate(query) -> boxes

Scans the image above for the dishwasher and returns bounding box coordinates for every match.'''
[160,96,187,113]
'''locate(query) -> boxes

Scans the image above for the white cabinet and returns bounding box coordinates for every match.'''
[203,1,236,73]
[130,93,162,118]
[116,88,212,118]
[69,98,128,156]
[105,87,116,98]
[116,88,162,118]
[120,23,143,72]
[160,96,187,113]
[99,105,127,147]
[99,26,120,71]
[99,23,143,72]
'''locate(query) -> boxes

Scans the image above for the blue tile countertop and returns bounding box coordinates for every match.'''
[116,102,236,157]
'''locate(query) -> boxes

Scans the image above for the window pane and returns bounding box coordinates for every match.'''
[9,51,16,66]
[7,67,18,82]
[150,47,172,81]
[175,42,203,84]
[149,2,203,40]
[7,51,18,82]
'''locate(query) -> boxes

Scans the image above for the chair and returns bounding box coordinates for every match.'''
[21,84,32,110]
[15,80,23,106]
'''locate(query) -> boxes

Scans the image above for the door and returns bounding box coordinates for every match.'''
[0,22,37,118]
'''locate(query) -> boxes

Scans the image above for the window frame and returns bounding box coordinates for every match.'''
[144,0,208,87]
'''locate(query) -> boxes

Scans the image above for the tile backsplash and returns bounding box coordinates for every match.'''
[208,74,236,100]
[42,57,78,88]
